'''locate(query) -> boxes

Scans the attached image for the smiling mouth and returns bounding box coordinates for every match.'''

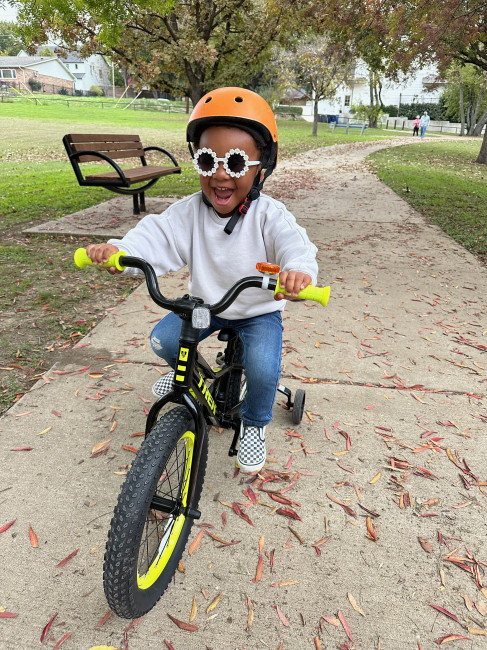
[212,186,234,205]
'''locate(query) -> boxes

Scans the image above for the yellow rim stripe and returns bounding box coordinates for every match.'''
[137,430,194,590]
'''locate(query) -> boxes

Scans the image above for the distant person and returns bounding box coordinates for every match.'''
[420,111,430,139]
[413,115,420,137]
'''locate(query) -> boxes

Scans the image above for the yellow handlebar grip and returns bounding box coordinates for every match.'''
[275,279,330,307]
[74,248,126,271]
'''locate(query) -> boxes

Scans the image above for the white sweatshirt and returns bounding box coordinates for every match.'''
[108,191,318,320]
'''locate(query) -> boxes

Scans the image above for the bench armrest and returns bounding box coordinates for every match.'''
[68,150,129,185]
[143,146,179,167]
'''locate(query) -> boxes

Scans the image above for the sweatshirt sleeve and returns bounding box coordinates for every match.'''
[262,202,318,284]
[107,208,189,277]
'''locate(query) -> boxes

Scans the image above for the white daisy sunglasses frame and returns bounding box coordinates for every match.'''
[193,147,261,178]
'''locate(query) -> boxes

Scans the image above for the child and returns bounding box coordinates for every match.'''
[85,87,318,473]
[413,115,420,136]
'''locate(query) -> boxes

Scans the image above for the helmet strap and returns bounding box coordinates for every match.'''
[223,167,272,235]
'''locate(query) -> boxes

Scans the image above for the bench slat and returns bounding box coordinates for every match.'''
[66,134,142,144]
[85,165,181,184]
[72,144,145,162]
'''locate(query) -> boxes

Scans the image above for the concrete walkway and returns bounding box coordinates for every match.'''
[1,140,486,649]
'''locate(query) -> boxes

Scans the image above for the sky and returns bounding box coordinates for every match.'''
[0,5,17,21]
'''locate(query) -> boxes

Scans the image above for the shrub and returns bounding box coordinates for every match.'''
[28,78,42,92]
[397,102,446,120]
[88,85,104,97]
[59,86,69,95]
[276,105,303,116]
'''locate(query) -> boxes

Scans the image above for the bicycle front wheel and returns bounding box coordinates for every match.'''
[103,406,208,618]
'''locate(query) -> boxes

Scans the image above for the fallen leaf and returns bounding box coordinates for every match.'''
[188,529,204,556]
[275,507,302,521]
[97,610,112,627]
[338,610,353,641]
[272,604,290,627]
[206,591,223,613]
[428,604,459,622]
[348,592,366,616]
[321,616,340,627]
[326,493,357,518]
[462,593,474,611]
[167,613,199,631]
[369,471,381,484]
[271,579,298,587]
[56,549,79,568]
[365,517,377,541]
[434,633,471,644]
[0,519,16,534]
[0,612,18,618]
[29,524,39,548]
[189,596,198,622]
[475,600,487,616]
[91,439,111,455]
[52,632,72,649]
[467,627,487,636]
[418,537,433,553]
[232,502,254,526]
[40,612,58,643]
[253,555,263,583]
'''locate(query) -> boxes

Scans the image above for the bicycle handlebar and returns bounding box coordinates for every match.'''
[73,248,330,314]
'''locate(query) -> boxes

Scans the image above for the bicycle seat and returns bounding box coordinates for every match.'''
[218,328,237,342]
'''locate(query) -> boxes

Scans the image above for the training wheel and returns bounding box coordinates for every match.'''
[291,389,306,424]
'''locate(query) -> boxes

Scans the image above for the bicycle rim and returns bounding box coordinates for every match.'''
[136,429,194,590]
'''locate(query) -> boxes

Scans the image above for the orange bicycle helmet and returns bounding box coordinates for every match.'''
[187,87,278,171]
[187,87,279,234]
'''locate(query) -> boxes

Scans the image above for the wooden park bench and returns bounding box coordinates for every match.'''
[63,134,181,215]
[330,122,368,135]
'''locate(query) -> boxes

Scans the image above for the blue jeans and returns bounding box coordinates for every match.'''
[150,311,283,427]
[420,126,427,138]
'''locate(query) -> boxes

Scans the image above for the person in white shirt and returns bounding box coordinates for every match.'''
[85,87,318,473]
[420,111,430,138]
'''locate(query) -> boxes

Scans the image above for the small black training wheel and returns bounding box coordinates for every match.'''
[292,389,306,424]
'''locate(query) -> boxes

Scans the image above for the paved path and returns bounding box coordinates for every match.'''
[2,140,487,649]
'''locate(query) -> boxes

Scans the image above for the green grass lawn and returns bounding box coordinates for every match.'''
[368,140,487,262]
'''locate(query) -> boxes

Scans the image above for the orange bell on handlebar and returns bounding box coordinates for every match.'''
[256,262,280,275]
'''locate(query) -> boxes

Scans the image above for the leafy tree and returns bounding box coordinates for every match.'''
[442,65,487,136]
[319,1,487,162]
[13,0,314,106]
[0,20,23,55]
[278,36,353,136]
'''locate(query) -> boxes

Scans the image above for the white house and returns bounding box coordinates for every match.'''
[59,52,112,94]
[17,49,112,94]
[302,61,446,119]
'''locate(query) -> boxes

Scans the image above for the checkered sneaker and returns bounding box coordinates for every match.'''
[237,423,266,473]
[152,370,175,397]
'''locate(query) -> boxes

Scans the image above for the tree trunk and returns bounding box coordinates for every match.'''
[458,70,465,136]
[469,73,487,135]
[369,73,378,128]
[312,97,319,137]
[475,125,487,164]
[472,104,487,137]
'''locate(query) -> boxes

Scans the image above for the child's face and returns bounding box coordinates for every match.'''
[198,126,262,218]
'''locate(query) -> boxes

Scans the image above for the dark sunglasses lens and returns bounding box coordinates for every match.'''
[197,152,215,172]
[226,152,246,174]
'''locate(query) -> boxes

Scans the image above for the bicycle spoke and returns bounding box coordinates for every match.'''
[137,437,189,576]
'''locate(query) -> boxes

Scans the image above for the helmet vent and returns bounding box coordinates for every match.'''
[234,96,243,103]
[205,97,212,103]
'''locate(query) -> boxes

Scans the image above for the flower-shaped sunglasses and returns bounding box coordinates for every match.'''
[193,147,261,178]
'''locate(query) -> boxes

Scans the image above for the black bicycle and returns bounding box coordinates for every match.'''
[74,248,330,619]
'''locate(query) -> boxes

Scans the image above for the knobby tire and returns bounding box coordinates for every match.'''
[103,406,208,618]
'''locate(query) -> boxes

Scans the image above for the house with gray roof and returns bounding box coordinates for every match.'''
[0,54,75,93]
